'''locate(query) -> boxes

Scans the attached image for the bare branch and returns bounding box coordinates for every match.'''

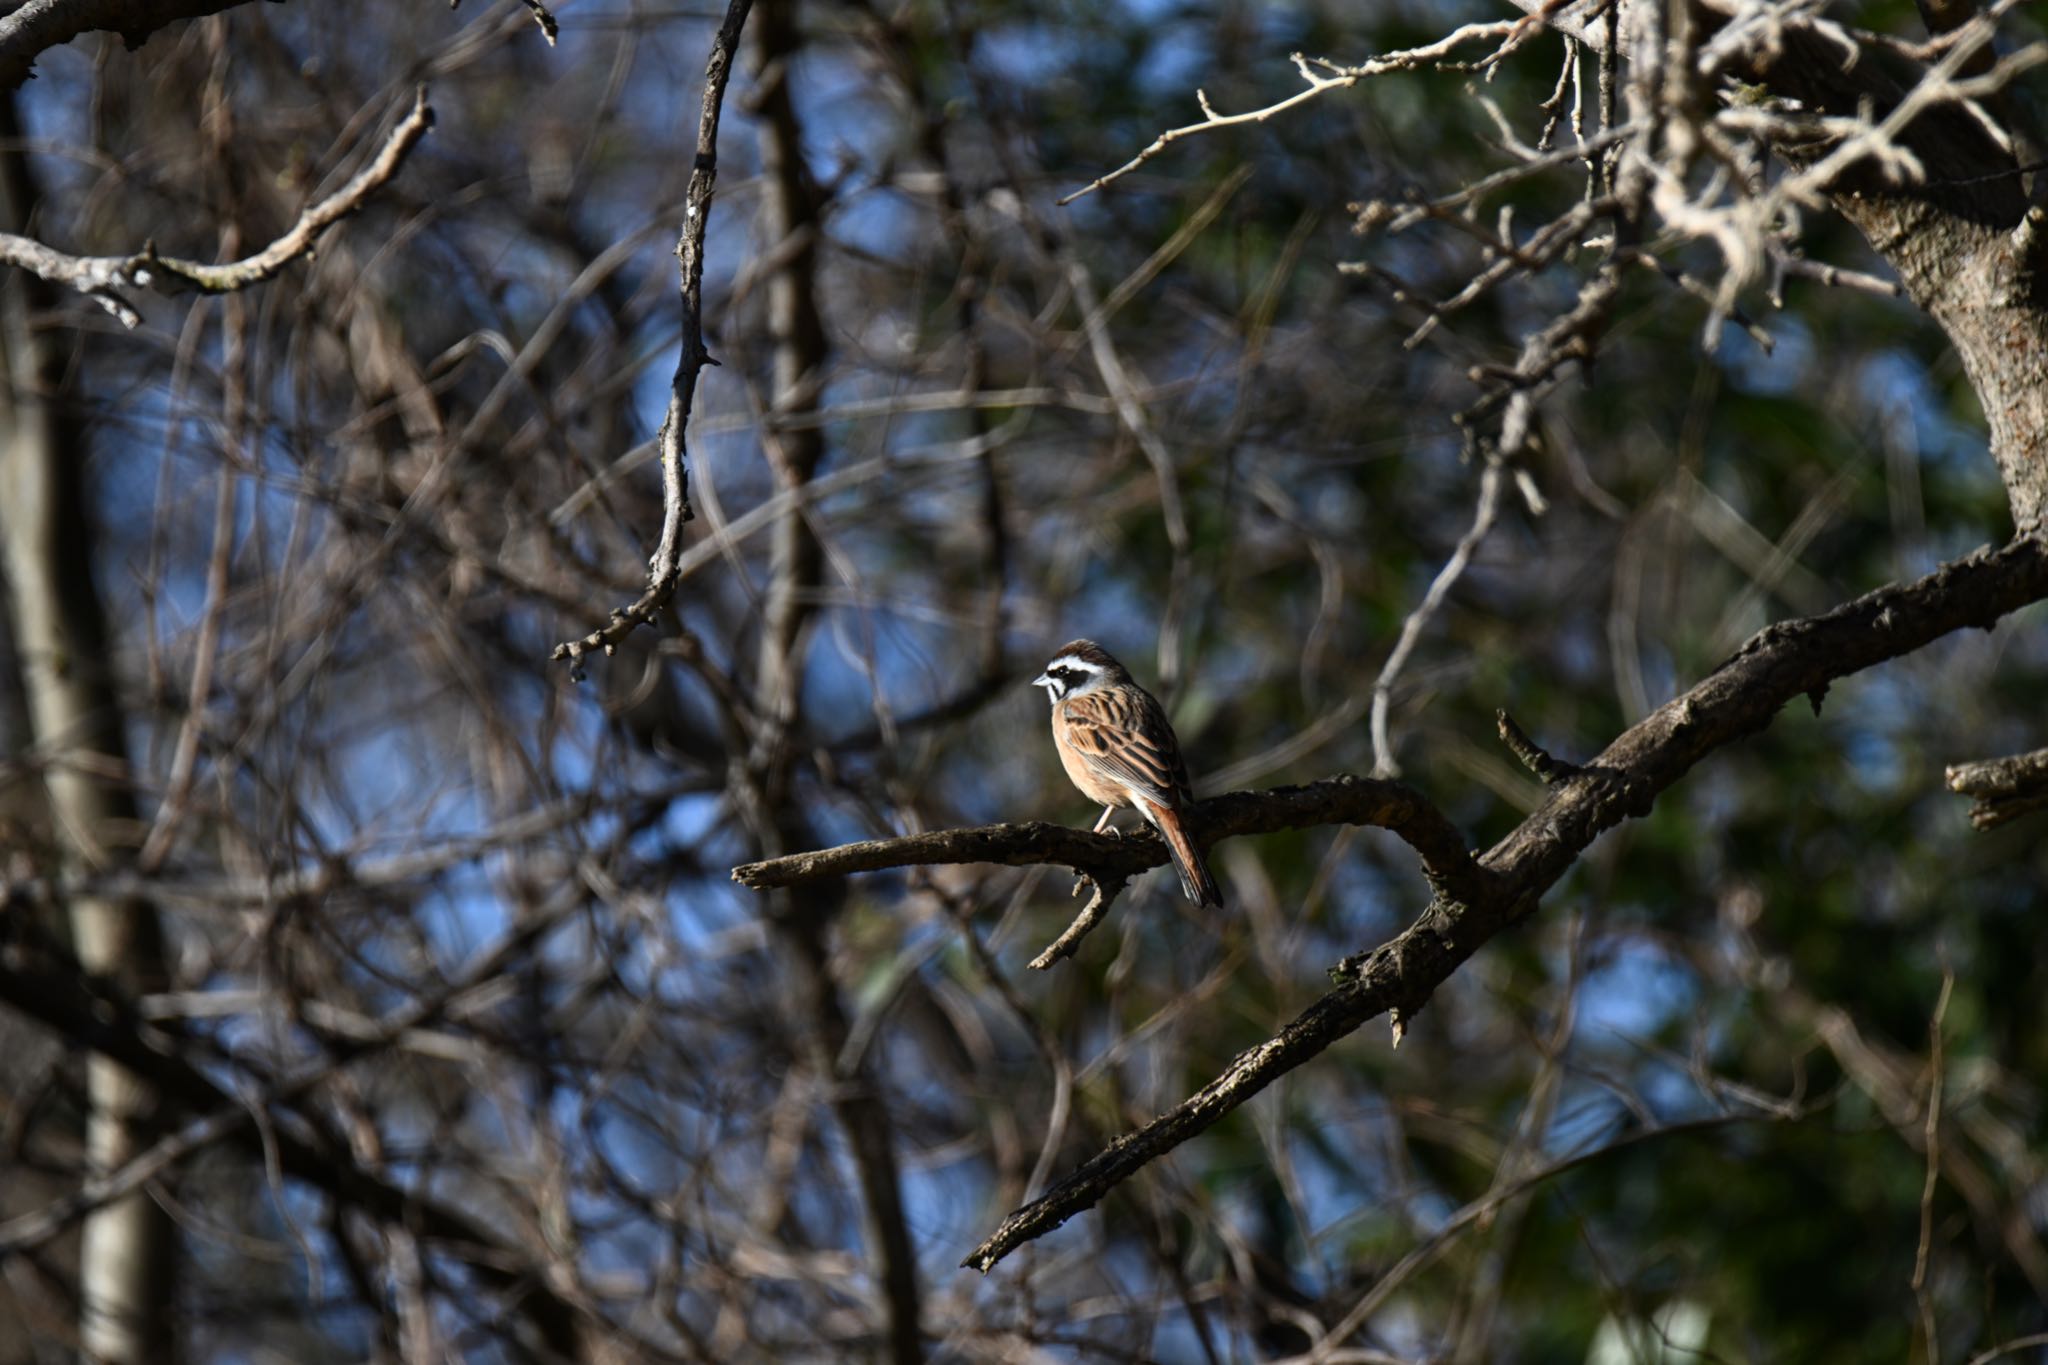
[515,0,558,45]
[963,533,2048,1272]
[1946,744,2048,828]
[1497,708,1578,783]
[0,0,256,90]
[551,0,755,672]
[1371,463,1504,778]
[1911,970,1955,1361]
[0,86,434,326]
[1058,26,1524,205]
[0,935,613,1359]
[734,773,1489,929]
[1028,871,1130,971]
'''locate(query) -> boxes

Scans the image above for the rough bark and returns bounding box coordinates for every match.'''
[1946,744,2048,826]
[0,0,260,91]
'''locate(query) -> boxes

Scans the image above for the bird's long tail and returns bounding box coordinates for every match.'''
[1144,801,1222,907]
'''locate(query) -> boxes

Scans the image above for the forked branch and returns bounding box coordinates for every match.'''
[962,534,2048,1272]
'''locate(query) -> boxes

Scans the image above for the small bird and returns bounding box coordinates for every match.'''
[1032,639,1222,906]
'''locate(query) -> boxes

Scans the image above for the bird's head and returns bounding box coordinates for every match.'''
[1032,639,1126,702]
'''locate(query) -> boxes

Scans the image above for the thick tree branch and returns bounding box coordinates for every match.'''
[0,0,256,90]
[0,86,433,328]
[734,774,1490,937]
[961,533,2048,1272]
[551,0,754,671]
[1946,745,2048,828]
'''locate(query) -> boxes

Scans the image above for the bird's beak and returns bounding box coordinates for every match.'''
[1031,672,1052,689]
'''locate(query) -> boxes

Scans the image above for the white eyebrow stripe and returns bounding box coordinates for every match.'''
[1046,655,1098,673]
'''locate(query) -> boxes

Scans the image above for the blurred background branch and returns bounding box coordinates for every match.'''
[0,0,2039,1360]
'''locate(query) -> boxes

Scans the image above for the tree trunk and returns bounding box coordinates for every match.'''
[0,92,176,1364]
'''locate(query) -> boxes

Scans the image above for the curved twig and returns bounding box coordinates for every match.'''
[0,86,434,327]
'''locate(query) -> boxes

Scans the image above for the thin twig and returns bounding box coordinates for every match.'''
[1497,709,1578,783]
[1028,872,1130,970]
[1059,28,1523,205]
[551,0,756,672]
[1912,969,1955,1363]
[1371,464,1505,778]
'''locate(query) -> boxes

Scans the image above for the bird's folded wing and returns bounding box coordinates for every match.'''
[1061,689,1190,808]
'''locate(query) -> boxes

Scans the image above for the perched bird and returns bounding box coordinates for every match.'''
[1031,639,1222,907]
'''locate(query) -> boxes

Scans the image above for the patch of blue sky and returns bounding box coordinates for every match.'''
[1626,637,1680,711]
[1551,615,1605,684]
[1840,720,1906,794]
[655,786,729,860]
[888,1145,995,1277]
[1681,766,1746,852]
[188,1207,372,1358]
[1046,564,1182,667]
[1716,312,1813,397]
[586,1100,697,1210]
[414,877,518,980]
[1289,844,1409,951]
[1823,670,1911,750]
[17,49,116,204]
[666,887,770,973]
[1860,347,1992,469]
[94,384,200,540]
[1575,933,1697,1040]
[977,15,1089,89]
[799,603,957,724]
[1131,20,1213,97]
[1625,1056,1706,1120]
[1285,1127,1403,1277]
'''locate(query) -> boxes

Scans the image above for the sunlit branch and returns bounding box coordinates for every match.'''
[1946,744,2048,829]
[0,86,433,328]
[1057,25,1529,205]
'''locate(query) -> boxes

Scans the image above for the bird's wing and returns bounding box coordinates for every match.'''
[1059,686,1194,809]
